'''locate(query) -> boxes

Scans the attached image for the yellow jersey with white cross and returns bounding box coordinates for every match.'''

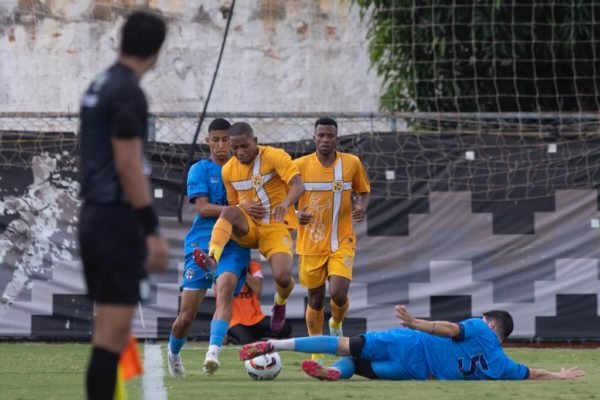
[294,151,370,255]
[222,145,299,227]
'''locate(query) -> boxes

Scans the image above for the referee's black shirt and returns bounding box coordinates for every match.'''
[79,63,148,205]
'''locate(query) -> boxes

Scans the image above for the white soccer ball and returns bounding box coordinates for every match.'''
[244,352,282,380]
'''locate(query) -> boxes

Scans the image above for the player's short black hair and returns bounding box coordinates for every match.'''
[120,12,166,58]
[208,118,231,132]
[228,122,254,137]
[314,117,338,130]
[483,310,514,339]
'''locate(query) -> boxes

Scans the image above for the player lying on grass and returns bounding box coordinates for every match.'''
[240,305,585,381]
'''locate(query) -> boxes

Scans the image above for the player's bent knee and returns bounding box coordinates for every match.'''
[220,205,240,221]
[308,291,326,310]
[330,292,348,306]
[308,298,325,310]
[274,274,292,288]
[93,328,131,353]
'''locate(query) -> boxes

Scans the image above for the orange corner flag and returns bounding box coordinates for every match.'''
[119,336,144,380]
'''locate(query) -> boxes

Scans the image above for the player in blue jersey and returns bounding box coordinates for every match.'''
[167,118,250,377]
[240,305,585,381]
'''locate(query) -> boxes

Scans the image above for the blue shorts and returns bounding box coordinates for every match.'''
[360,328,429,380]
[180,248,249,295]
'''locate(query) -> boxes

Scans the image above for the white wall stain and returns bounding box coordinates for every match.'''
[0,0,381,113]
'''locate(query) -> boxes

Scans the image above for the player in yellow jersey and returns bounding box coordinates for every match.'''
[294,117,370,362]
[197,122,305,333]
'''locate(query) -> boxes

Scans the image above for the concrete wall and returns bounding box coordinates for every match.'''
[0,0,381,113]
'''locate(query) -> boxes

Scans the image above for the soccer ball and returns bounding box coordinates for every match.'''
[244,352,282,380]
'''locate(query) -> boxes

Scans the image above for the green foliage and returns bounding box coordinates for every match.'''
[354,1,600,113]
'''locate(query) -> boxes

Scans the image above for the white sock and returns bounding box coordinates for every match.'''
[207,344,220,355]
[271,339,295,351]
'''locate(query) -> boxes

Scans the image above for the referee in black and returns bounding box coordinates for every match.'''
[78,12,169,400]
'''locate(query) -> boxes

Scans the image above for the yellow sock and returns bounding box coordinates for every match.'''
[208,243,224,263]
[208,218,232,262]
[274,277,295,305]
[330,298,349,326]
[306,305,324,361]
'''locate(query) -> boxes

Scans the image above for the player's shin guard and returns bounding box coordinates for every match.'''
[294,336,339,355]
[306,305,325,361]
[274,277,295,305]
[331,357,355,379]
[208,218,232,262]
[330,298,349,327]
[86,346,119,400]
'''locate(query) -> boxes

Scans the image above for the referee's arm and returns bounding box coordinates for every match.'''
[112,136,169,273]
[112,136,151,208]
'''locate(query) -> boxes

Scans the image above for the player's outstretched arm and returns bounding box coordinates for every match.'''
[528,367,585,380]
[395,305,461,338]
[272,175,305,222]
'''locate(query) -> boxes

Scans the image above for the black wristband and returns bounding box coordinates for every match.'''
[135,205,159,236]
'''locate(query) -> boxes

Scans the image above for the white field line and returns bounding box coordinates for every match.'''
[143,344,168,400]
[164,345,243,351]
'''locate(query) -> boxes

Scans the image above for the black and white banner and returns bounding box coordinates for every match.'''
[1,131,599,340]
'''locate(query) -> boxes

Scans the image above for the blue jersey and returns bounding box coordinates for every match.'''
[185,159,247,256]
[420,318,529,380]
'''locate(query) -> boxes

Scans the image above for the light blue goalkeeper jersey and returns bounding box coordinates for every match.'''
[420,318,529,380]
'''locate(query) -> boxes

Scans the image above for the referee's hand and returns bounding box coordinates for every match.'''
[145,235,169,273]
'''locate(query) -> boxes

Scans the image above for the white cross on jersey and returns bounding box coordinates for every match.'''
[303,157,352,251]
[230,150,275,224]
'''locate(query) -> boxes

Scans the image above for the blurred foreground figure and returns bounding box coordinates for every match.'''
[78,11,168,400]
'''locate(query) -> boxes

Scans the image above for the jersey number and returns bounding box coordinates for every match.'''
[457,354,489,378]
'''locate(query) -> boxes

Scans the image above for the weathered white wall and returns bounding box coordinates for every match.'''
[0,0,381,113]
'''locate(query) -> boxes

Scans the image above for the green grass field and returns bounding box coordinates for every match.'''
[0,342,598,400]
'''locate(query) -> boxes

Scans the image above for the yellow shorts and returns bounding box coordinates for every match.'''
[299,247,354,289]
[232,209,293,260]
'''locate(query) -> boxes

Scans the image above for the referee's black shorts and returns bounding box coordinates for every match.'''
[78,203,148,305]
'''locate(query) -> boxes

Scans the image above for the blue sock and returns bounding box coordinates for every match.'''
[295,336,339,354]
[169,334,186,355]
[331,357,355,379]
[209,319,229,347]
